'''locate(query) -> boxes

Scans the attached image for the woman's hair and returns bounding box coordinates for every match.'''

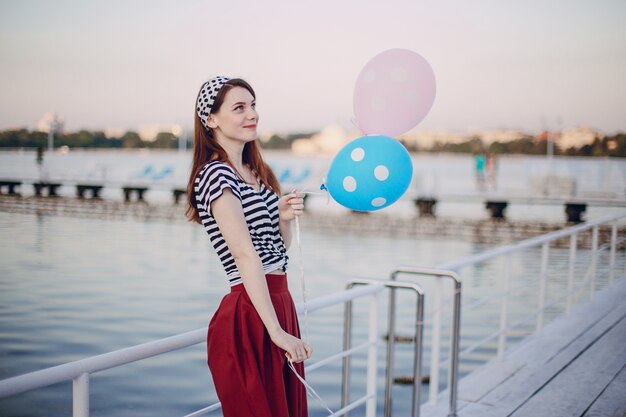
[186,78,281,223]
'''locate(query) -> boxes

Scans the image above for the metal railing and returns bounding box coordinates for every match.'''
[0,283,387,417]
[389,268,462,417]
[342,278,425,417]
[398,210,626,415]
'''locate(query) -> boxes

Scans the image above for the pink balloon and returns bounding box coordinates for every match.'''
[353,49,436,137]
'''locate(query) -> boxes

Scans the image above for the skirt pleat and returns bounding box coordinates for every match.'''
[207,274,308,417]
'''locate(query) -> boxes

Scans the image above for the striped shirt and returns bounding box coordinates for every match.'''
[194,161,288,286]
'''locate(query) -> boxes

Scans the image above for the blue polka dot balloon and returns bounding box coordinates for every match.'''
[326,135,413,211]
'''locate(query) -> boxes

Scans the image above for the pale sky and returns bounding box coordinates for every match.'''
[1,0,625,136]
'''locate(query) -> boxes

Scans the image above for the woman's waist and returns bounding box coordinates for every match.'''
[230,273,289,293]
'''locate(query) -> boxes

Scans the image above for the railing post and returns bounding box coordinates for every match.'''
[567,233,577,315]
[609,222,617,286]
[590,226,598,298]
[349,278,425,417]
[428,279,442,405]
[341,298,353,414]
[497,255,511,360]
[447,278,461,417]
[390,267,462,417]
[385,285,397,417]
[536,243,549,334]
[365,291,379,417]
[413,290,425,417]
[73,372,89,417]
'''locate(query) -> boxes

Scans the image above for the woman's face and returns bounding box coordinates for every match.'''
[209,86,258,144]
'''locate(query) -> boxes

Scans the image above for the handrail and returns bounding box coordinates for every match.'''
[430,238,623,370]
[389,268,462,417]
[0,283,384,400]
[396,210,626,416]
[0,327,206,398]
[437,210,626,271]
[341,278,425,417]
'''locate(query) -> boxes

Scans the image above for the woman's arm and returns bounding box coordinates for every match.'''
[278,191,304,249]
[212,189,311,362]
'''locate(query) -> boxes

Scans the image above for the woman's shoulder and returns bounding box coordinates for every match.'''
[198,161,239,181]
[194,161,243,203]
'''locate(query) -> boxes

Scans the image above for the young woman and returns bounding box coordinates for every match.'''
[186,76,311,417]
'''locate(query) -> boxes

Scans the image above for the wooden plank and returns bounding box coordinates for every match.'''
[475,301,626,416]
[424,279,626,417]
[504,278,626,366]
[422,279,626,417]
[421,279,626,417]
[460,278,626,404]
[454,401,494,415]
[511,316,626,416]
[582,364,626,417]
[456,361,523,404]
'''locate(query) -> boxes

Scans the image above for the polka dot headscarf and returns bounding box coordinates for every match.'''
[196,75,231,130]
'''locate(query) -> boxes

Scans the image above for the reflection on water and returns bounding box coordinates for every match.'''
[0,211,619,416]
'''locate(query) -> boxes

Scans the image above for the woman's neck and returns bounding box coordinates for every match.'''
[217,138,245,172]
[216,138,257,184]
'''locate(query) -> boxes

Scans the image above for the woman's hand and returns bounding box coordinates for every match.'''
[278,192,304,222]
[270,328,313,364]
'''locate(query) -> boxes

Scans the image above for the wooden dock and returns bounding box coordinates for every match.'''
[422,277,626,417]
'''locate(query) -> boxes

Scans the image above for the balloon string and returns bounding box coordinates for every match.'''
[294,213,308,342]
[292,185,328,342]
[291,185,330,343]
[288,188,334,416]
[287,359,335,416]
[299,184,331,206]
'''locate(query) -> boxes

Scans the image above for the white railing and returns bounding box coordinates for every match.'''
[0,284,385,417]
[400,210,626,415]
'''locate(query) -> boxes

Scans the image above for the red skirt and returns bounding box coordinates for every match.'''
[207,274,308,417]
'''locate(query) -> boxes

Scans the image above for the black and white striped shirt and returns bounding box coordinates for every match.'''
[194,161,288,286]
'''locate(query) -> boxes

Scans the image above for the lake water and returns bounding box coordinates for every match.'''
[0,150,624,416]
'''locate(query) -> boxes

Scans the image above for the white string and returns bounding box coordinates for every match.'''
[287,190,334,416]
[292,185,331,342]
[288,186,334,415]
[287,359,335,416]
[294,213,308,342]
[300,190,327,196]
[291,187,326,342]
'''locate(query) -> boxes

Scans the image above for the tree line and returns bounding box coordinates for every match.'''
[0,129,310,151]
[0,128,625,157]
[0,129,178,149]
[401,133,626,157]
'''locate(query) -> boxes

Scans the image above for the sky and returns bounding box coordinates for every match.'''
[1,0,625,136]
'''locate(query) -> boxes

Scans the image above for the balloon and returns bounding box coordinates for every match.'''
[326,135,413,212]
[353,49,436,137]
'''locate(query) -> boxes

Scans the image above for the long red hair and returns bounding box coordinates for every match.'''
[186,78,281,223]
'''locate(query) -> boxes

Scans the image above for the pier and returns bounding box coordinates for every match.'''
[422,277,626,417]
[2,177,626,221]
[411,192,626,222]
